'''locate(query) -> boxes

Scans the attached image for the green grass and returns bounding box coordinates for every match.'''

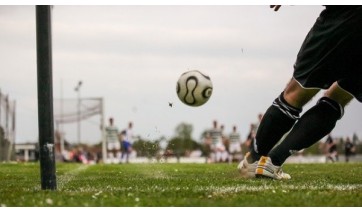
[1,162,362,206]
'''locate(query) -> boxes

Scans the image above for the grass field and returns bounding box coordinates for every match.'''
[1,162,362,207]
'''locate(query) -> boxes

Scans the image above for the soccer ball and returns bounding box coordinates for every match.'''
[176,70,213,107]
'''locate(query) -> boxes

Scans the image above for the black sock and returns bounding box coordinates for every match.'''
[269,97,344,166]
[250,92,301,161]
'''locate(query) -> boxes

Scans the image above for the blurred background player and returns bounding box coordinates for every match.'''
[119,130,132,163]
[125,122,135,145]
[220,124,229,162]
[243,123,256,153]
[105,117,120,163]
[209,120,226,163]
[202,132,213,163]
[325,134,339,163]
[228,125,242,163]
[344,137,355,162]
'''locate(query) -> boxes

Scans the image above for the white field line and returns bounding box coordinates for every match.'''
[193,184,362,196]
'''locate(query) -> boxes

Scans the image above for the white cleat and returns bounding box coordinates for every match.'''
[255,156,291,180]
[237,152,258,178]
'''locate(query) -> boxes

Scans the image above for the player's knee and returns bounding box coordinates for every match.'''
[324,82,354,107]
[317,97,344,120]
[283,79,319,108]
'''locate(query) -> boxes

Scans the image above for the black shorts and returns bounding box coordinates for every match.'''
[293,6,362,102]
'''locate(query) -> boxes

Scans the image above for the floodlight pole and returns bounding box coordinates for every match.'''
[36,5,57,190]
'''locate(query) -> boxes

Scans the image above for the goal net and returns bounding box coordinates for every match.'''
[53,97,106,161]
[54,97,103,124]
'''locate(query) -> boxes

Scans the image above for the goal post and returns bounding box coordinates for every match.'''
[36,5,57,190]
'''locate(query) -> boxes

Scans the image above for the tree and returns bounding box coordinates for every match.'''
[166,123,201,157]
[175,123,193,140]
[132,138,160,159]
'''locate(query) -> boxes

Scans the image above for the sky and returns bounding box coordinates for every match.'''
[0,4,361,145]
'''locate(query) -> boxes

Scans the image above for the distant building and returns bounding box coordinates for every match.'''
[15,143,38,162]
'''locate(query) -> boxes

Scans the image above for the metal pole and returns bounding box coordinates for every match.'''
[60,79,64,154]
[78,87,80,144]
[101,98,107,163]
[75,81,82,144]
[36,5,56,190]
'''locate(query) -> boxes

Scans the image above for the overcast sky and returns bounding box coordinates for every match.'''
[0,5,361,145]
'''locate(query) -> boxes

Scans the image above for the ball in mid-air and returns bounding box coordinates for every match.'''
[176,70,213,107]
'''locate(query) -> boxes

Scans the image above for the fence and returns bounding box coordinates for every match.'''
[0,89,16,161]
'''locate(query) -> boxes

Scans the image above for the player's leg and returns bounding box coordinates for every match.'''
[255,82,353,179]
[264,5,362,177]
[260,5,362,165]
[107,143,114,163]
[239,79,317,178]
[249,78,319,162]
[115,142,121,163]
[267,82,353,166]
[228,145,234,164]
